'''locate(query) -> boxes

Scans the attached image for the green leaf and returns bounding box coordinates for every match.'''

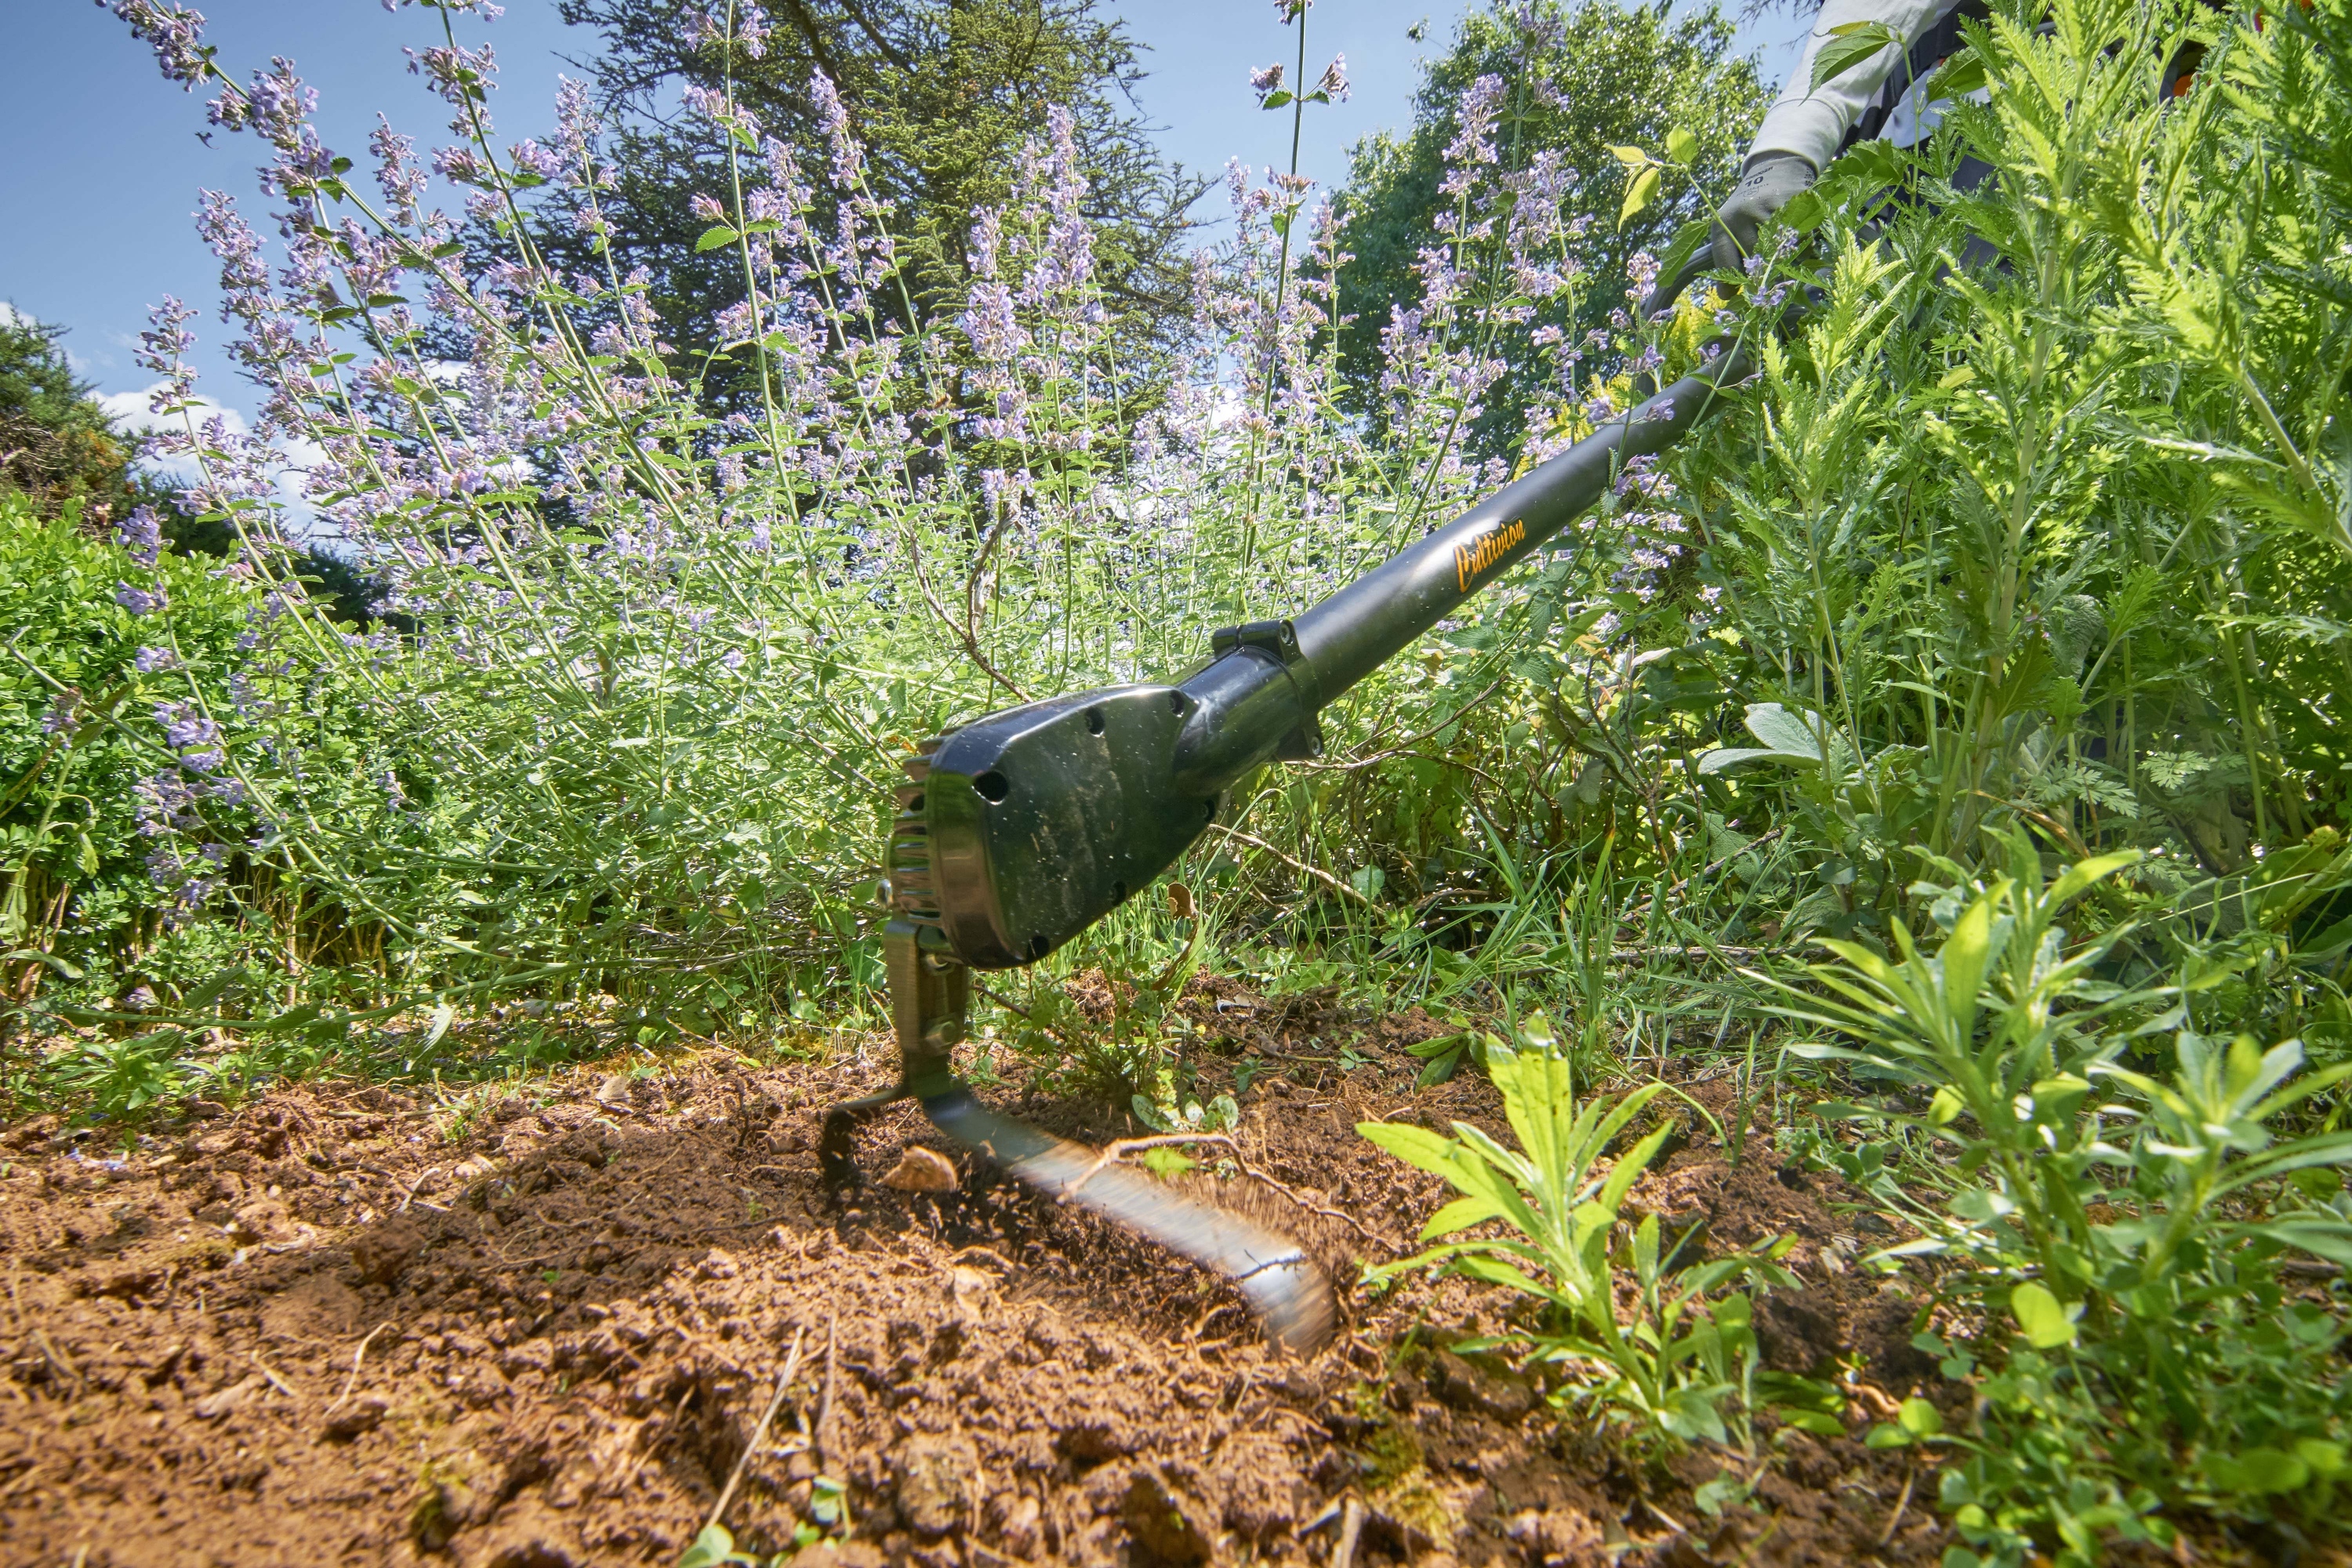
[1664,127,1699,165]
[1420,1194,1504,1239]
[2009,1282,2078,1349]
[1260,89,1294,110]
[2296,1439,2347,1479]
[1865,1421,1914,1449]
[1359,1120,1464,1178]
[1140,1146,1197,1178]
[1661,1386,1729,1443]
[2245,1219,2352,1268]
[1896,1396,1943,1437]
[1457,1254,1552,1298]
[677,1523,744,1568]
[2232,1446,2312,1495]
[1780,1408,1848,1436]
[1618,165,1661,230]
[1606,144,1650,168]
[695,226,742,252]
[9,947,85,982]
[1653,213,1715,299]
[1925,47,1987,100]
[1414,1044,1465,1089]
[1810,21,1900,91]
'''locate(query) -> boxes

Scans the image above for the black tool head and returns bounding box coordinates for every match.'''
[912,684,1218,969]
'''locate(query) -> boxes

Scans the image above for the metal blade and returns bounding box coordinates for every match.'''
[920,1087,1337,1356]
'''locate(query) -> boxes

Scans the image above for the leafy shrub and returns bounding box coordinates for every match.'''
[1779,837,2352,1560]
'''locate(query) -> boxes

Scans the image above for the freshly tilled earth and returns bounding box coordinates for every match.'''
[1,991,1955,1566]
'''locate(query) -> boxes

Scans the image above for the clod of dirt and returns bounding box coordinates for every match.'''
[1121,1465,1216,1566]
[469,1498,584,1568]
[410,1448,498,1552]
[878,1145,958,1192]
[1428,1348,1536,1421]
[226,1199,285,1244]
[1506,1505,1608,1559]
[320,1395,387,1440]
[893,1433,975,1537]
[1754,1290,1846,1374]
[985,1490,1043,1558]
[349,1214,426,1284]
[191,1371,267,1420]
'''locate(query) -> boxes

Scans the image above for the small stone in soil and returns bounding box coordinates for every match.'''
[894,1434,975,1536]
[320,1396,387,1440]
[1428,1349,1535,1421]
[878,1146,958,1192]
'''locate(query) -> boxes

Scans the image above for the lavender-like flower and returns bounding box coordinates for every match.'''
[508,138,564,181]
[1316,55,1350,103]
[156,700,224,774]
[209,56,314,149]
[42,690,84,739]
[1251,63,1286,103]
[553,75,599,175]
[117,582,169,615]
[1440,75,1506,194]
[409,40,497,111]
[809,73,861,190]
[134,646,183,673]
[100,0,213,89]
[117,505,165,568]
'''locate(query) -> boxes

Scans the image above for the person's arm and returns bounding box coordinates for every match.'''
[1642,0,1950,314]
[1750,0,1951,174]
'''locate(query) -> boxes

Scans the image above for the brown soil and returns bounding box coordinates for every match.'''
[1,987,1968,1567]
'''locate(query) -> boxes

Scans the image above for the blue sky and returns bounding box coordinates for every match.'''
[2,0,1805,429]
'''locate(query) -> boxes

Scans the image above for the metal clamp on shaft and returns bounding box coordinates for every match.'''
[1210,618,1323,760]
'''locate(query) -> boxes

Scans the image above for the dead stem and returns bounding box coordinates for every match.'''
[703,1327,806,1538]
[325,1321,394,1415]
[1876,1461,1917,1548]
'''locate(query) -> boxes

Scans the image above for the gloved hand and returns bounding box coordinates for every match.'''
[1710,151,1817,271]
[1639,150,1820,318]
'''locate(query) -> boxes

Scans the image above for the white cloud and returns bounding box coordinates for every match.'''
[98,382,328,539]
[99,383,251,439]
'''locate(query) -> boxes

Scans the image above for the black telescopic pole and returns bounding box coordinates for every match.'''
[1167,356,1750,797]
[1294,360,1747,706]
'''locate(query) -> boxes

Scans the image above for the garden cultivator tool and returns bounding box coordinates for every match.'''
[825,358,1751,1356]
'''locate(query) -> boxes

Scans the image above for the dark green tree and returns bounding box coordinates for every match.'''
[0,309,148,526]
[0,307,387,621]
[550,0,1204,411]
[1334,0,1769,447]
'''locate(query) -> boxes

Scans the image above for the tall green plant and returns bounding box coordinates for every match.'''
[1360,1026,1798,1450]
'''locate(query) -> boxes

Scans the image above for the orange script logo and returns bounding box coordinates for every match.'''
[1454,517,1526,593]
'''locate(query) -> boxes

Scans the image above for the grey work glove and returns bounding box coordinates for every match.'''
[1640,151,1819,318]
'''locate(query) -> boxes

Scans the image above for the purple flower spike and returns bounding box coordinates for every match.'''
[117,506,165,568]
